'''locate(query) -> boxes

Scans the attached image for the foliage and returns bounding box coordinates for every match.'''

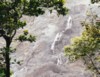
[64,12,100,76]
[91,0,100,3]
[0,0,68,77]
[0,68,5,77]
[24,0,68,16]
[64,23,100,60]
[17,30,36,42]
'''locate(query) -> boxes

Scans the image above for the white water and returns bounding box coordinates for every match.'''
[50,32,63,53]
[50,16,72,54]
[65,16,72,31]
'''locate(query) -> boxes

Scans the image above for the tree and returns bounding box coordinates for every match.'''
[0,0,68,77]
[64,9,100,76]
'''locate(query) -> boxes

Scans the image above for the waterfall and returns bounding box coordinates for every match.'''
[56,52,69,65]
[50,32,63,53]
[65,16,72,31]
[51,16,72,54]
[50,16,73,65]
[57,56,62,65]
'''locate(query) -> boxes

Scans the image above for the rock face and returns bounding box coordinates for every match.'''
[0,0,99,77]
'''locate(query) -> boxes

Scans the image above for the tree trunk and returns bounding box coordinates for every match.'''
[5,37,11,77]
[5,48,10,77]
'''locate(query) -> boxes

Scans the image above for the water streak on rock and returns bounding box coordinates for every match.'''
[51,16,72,54]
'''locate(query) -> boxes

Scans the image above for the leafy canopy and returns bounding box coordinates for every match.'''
[0,0,68,77]
[0,0,68,40]
[65,22,100,60]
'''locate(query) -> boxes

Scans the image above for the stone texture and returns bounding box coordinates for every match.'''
[1,0,99,77]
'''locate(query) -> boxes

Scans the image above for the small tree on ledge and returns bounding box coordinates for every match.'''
[64,9,100,76]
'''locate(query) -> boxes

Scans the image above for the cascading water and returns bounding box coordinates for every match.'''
[50,16,72,54]
[50,32,63,53]
[65,16,72,31]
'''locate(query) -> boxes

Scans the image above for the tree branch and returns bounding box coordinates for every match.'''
[87,54,100,75]
[11,30,16,40]
[0,29,5,37]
